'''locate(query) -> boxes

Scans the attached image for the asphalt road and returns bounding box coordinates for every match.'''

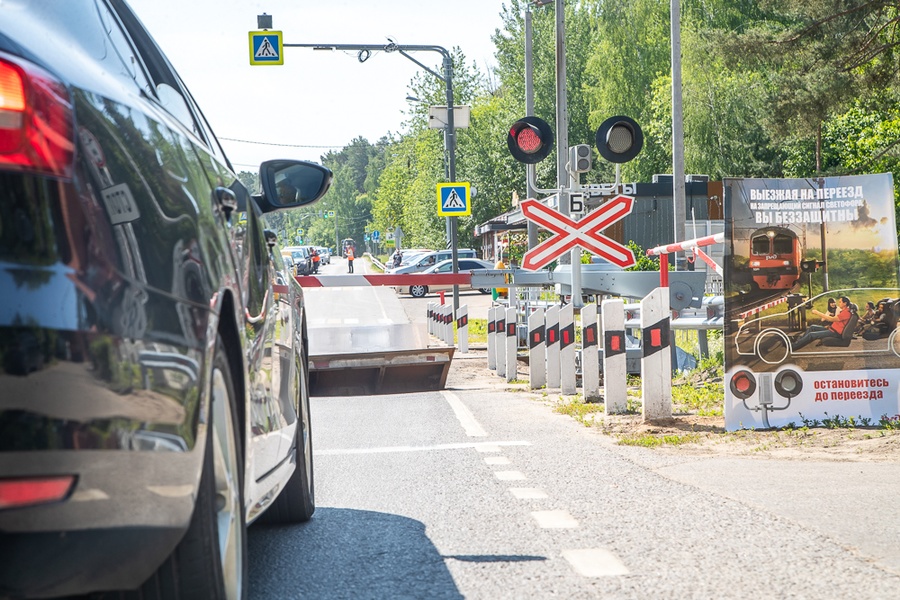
[248,382,900,599]
[248,256,900,598]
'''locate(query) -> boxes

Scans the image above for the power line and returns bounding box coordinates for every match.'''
[220,137,345,149]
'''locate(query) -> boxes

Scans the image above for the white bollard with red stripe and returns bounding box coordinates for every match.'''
[443,304,453,346]
[528,307,546,390]
[580,303,600,401]
[545,305,560,389]
[487,306,497,371]
[456,305,468,353]
[505,306,518,382]
[602,298,627,414]
[559,303,576,395]
[640,287,672,420]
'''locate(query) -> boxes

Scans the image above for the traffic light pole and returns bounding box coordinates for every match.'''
[284,40,460,313]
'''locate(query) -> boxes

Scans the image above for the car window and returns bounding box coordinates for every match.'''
[436,263,452,273]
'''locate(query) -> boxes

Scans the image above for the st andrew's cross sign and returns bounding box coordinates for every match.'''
[520,195,636,271]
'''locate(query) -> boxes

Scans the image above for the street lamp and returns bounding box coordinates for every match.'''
[284,38,462,312]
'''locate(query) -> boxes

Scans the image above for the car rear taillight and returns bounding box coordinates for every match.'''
[0,53,75,179]
[0,476,76,509]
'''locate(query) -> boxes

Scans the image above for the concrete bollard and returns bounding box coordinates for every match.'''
[602,298,627,414]
[496,307,507,378]
[427,302,435,337]
[640,287,672,420]
[545,305,560,389]
[456,305,468,353]
[528,307,546,390]
[559,303,576,395]
[487,306,497,370]
[506,306,517,383]
[581,302,600,401]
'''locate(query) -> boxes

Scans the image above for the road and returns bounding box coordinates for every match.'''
[247,255,900,599]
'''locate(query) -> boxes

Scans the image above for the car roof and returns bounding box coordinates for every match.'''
[423,258,492,272]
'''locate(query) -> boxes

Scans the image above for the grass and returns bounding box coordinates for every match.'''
[617,433,703,447]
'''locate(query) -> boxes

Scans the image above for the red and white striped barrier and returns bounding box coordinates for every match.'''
[296,273,471,287]
[738,295,789,319]
[646,232,724,288]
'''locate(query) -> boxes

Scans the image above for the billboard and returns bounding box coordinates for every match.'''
[724,174,900,430]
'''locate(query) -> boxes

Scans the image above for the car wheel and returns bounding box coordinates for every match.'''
[410,284,428,298]
[256,342,315,524]
[478,288,491,295]
[142,336,246,599]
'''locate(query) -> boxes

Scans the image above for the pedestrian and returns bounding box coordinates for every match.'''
[346,245,355,273]
[310,248,320,274]
[492,254,508,300]
[392,251,402,269]
[792,296,852,349]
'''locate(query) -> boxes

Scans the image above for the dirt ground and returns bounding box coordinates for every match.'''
[446,350,900,463]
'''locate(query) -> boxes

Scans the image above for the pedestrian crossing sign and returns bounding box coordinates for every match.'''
[437,182,471,216]
[249,31,283,65]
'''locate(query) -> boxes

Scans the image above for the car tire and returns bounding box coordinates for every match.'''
[478,288,491,295]
[142,336,247,599]
[410,284,428,298]
[255,343,315,524]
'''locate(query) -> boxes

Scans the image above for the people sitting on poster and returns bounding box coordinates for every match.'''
[861,301,891,339]
[857,301,877,335]
[792,296,852,349]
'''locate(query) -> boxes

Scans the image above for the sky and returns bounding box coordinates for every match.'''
[127,0,509,172]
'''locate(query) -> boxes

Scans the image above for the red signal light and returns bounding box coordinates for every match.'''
[729,369,757,400]
[514,125,542,154]
[0,52,75,179]
[507,116,553,164]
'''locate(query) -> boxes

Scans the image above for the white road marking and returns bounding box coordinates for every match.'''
[509,487,548,499]
[316,441,529,456]
[495,470,527,481]
[475,444,502,453]
[441,390,487,437]
[485,456,511,465]
[531,510,579,528]
[562,548,630,577]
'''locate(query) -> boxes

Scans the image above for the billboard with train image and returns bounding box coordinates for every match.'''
[724,174,900,430]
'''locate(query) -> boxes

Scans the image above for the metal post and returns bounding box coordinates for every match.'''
[444,55,460,316]
[525,7,538,250]
[671,0,686,269]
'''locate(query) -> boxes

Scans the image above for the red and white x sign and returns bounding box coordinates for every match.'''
[520,195,636,271]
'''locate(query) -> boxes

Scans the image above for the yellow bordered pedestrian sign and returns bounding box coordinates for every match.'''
[437,182,471,216]
[249,31,283,65]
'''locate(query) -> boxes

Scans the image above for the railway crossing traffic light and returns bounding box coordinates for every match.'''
[507,116,554,164]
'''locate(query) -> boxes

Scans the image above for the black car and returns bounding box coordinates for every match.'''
[0,1,332,598]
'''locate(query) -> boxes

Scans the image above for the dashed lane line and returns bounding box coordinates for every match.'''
[531,510,579,529]
[509,487,548,499]
[562,548,630,577]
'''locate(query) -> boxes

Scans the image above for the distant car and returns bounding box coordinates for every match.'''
[389,249,478,274]
[403,258,494,297]
[0,2,332,597]
[316,246,331,265]
[284,245,312,275]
